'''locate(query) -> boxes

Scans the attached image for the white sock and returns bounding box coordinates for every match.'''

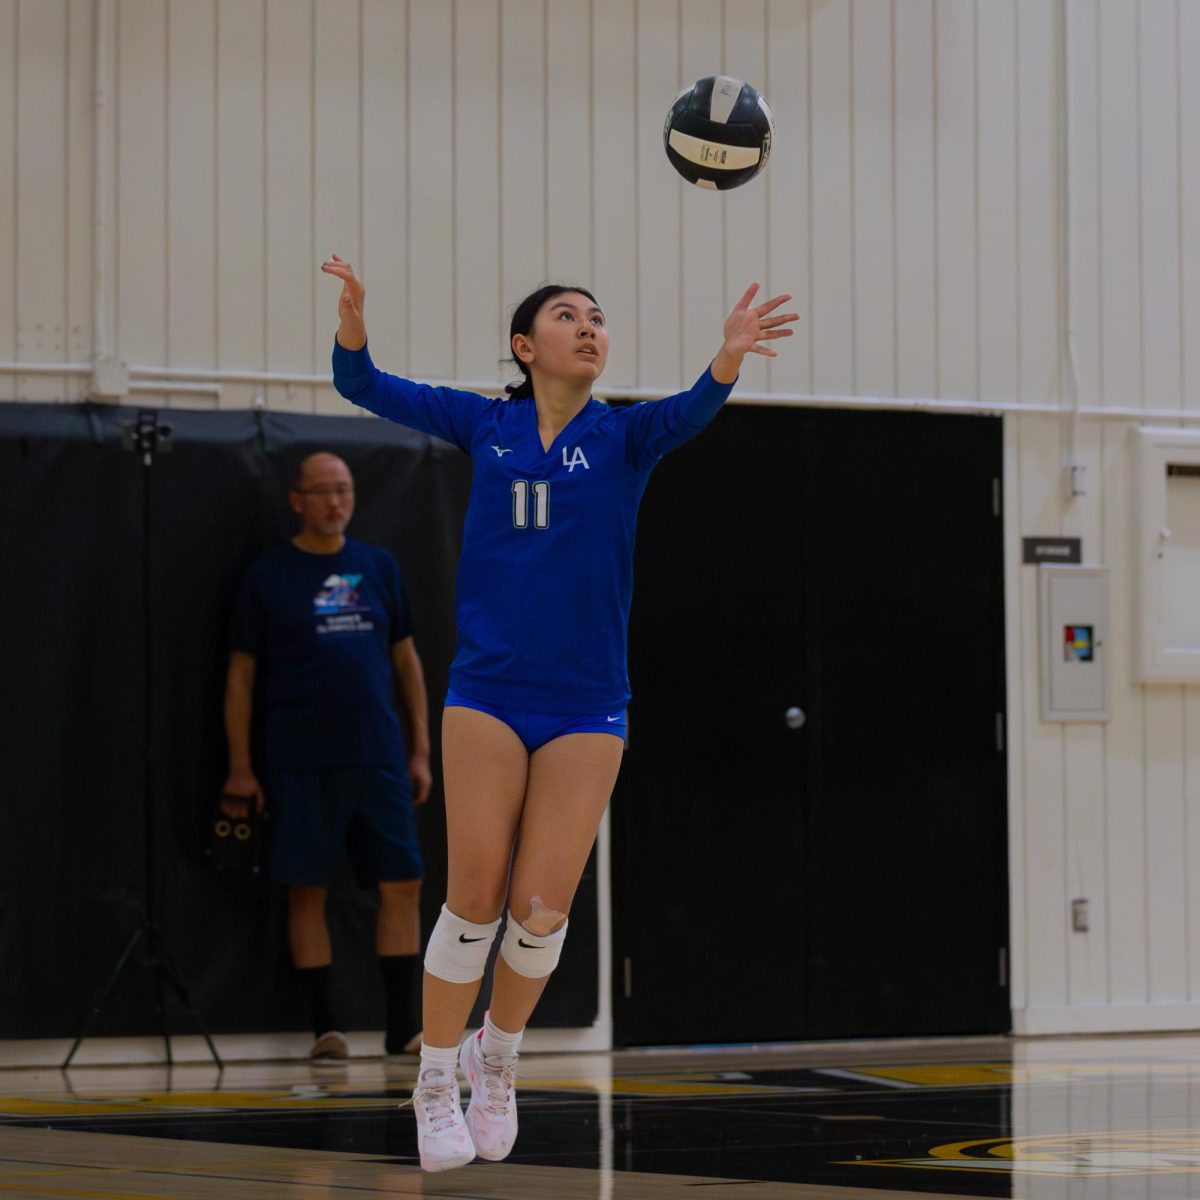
[418,1041,460,1086]
[481,1011,523,1060]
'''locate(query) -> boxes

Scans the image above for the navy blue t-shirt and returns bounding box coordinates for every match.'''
[229,538,414,771]
[332,340,734,714]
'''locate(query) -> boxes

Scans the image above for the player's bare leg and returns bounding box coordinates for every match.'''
[414,705,528,1171]
[460,731,622,1161]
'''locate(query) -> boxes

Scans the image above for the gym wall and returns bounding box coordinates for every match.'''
[3,0,1200,1036]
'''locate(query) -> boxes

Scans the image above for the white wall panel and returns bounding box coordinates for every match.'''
[312,0,359,414]
[18,0,70,400]
[850,0,893,399]
[499,0,546,359]
[216,0,265,410]
[8,0,1200,1035]
[1097,0,1141,408]
[1139,1,1181,410]
[453,0,501,384]
[634,0,681,388]
[362,0,408,379]
[0,1,15,370]
[1184,0,1200,415]
[167,0,215,408]
[892,0,935,399]
[1016,415,1067,1010]
[1016,0,1058,406]
[1100,419,1149,1007]
[678,0,724,383]
[590,0,637,389]
[808,0,851,394]
[976,0,1017,407]
[765,0,810,395]
[722,0,769,396]
[66,0,93,397]
[933,0,976,401]
[264,0,313,412]
[545,1,592,289]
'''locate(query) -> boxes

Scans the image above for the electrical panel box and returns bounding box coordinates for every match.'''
[1134,428,1200,682]
[1039,564,1109,722]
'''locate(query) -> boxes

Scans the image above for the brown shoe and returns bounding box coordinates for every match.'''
[310,1030,350,1060]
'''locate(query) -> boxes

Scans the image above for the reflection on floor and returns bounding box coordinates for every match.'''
[1,1032,1199,1197]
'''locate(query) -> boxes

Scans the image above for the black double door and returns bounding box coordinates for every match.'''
[612,405,1008,1045]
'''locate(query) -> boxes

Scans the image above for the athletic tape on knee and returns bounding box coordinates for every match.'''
[423,904,501,984]
[499,911,568,979]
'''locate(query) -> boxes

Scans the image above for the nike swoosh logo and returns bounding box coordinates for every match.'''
[517,938,543,949]
[607,714,622,722]
[458,934,487,943]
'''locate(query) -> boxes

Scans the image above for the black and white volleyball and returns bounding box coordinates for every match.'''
[663,75,775,190]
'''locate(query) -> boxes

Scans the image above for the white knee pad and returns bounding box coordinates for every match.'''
[423,904,501,984]
[499,912,568,979]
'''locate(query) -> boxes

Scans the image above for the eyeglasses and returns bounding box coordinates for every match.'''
[296,485,354,499]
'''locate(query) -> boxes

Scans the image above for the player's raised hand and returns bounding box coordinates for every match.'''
[321,253,367,350]
[711,283,798,383]
[722,283,797,359]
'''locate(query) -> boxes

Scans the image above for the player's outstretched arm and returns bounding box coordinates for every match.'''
[710,282,798,384]
[321,253,367,351]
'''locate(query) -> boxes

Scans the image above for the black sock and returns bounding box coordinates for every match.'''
[379,953,421,1054]
[295,965,337,1039]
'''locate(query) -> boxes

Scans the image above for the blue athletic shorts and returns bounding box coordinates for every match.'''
[265,766,424,886]
[445,690,627,754]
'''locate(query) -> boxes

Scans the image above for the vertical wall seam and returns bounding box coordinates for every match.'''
[497,0,504,375]
[261,0,268,372]
[403,0,410,371]
[972,0,980,404]
[805,0,813,394]
[213,0,220,373]
[931,0,940,399]
[357,0,363,290]
[543,0,549,281]
[676,0,683,387]
[848,0,856,396]
[164,0,171,374]
[890,0,898,398]
[1177,0,1185,416]
[308,0,315,389]
[63,0,72,392]
[1014,0,1022,406]
[450,0,458,377]
[1135,0,1145,412]
[11,1,18,376]
[632,0,640,387]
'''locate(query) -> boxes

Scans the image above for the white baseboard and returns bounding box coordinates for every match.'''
[0,1020,612,1070]
[1014,1003,1200,1036]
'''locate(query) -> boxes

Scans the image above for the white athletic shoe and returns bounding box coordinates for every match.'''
[413,1069,475,1172]
[458,1028,519,1161]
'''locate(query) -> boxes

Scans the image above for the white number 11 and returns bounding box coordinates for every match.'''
[512,480,550,529]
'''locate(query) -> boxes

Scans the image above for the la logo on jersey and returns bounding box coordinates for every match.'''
[562,446,590,472]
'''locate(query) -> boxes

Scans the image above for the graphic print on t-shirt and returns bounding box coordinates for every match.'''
[313,574,375,636]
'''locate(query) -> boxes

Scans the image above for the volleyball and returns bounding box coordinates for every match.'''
[663,75,775,190]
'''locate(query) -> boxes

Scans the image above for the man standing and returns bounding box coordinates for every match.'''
[222,451,432,1059]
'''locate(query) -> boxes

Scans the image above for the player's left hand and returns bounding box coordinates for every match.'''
[721,283,798,359]
[408,751,432,805]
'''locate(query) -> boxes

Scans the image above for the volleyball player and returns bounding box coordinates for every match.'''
[322,253,796,1171]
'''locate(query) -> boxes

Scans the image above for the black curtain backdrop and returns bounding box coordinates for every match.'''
[0,403,597,1039]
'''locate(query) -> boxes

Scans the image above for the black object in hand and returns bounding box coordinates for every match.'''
[203,796,267,875]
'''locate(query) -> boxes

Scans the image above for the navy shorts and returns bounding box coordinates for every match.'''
[265,766,424,887]
[445,689,627,754]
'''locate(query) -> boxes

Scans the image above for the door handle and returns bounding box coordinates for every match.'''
[785,706,807,730]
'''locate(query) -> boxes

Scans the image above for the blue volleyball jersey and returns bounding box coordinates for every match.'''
[332,340,734,713]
